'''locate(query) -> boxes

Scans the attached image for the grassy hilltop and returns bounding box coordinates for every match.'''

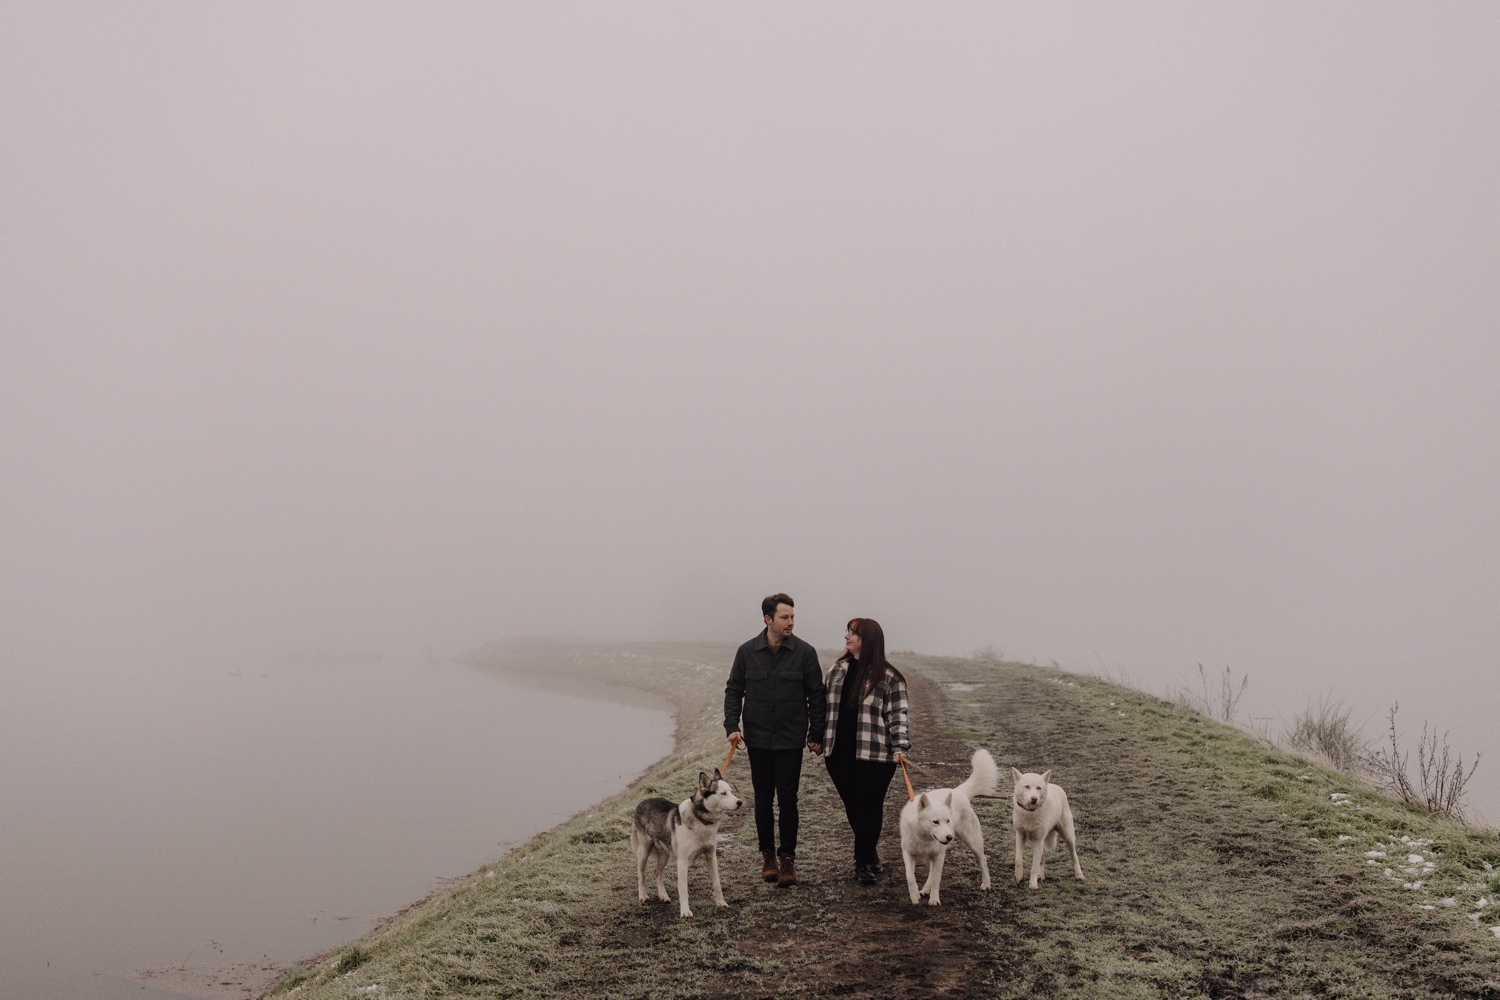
[264,642,1500,999]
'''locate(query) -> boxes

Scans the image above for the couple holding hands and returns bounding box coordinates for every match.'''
[723,592,910,888]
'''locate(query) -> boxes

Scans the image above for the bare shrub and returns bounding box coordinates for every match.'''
[971,643,1004,662]
[1089,651,1134,688]
[1172,663,1249,724]
[1287,695,1368,775]
[1365,703,1482,821]
[1246,716,1276,744]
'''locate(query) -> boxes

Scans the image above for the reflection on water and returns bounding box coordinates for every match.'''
[0,649,672,999]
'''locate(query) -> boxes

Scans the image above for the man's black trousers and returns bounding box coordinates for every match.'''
[823,755,898,864]
[746,746,803,856]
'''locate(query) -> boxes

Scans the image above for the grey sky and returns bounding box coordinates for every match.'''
[3,5,1497,805]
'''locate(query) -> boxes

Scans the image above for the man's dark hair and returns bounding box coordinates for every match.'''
[762,593,794,619]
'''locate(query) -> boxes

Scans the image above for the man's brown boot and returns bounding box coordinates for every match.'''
[776,853,797,888]
[761,850,779,882]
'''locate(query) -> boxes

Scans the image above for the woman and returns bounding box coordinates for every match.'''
[821,617,910,885]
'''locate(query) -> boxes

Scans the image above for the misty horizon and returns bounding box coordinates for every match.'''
[3,3,1496,808]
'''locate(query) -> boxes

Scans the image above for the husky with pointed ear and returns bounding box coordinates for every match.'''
[898,748,998,905]
[1011,767,1084,890]
[631,768,743,918]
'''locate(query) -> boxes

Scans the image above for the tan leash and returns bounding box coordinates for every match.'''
[903,758,949,787]
[720,741,738,775]
[897,757,997,799]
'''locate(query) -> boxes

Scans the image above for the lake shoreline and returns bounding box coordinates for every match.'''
[237,640,736,999]
[113,645,687,1000]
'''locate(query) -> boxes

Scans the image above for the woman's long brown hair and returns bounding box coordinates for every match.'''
[840,617,905,704]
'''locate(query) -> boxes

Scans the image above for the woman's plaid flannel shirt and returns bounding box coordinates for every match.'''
[820,658,911,762]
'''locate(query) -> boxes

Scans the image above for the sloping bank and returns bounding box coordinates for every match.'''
[264,642,1500,999]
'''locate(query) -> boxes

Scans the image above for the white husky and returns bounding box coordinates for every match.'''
[898,748,998,905]
[1010,767,1084,889]
[631,768,744,918]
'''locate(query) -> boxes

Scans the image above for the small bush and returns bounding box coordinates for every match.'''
[1171,664,1249,724]
[334,945,371,976]
[572,828,624,844]
[1287,695,1367,775]
[1365,703,1482,821]
[1251,781,1289,801]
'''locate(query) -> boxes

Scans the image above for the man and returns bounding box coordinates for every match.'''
[724,592,827,888]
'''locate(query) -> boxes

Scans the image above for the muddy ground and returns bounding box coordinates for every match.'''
[593,655,1500,998]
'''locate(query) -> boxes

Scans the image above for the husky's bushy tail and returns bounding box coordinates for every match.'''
[956,748,999,800]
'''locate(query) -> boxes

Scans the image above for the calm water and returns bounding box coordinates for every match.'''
[0,649,671,999]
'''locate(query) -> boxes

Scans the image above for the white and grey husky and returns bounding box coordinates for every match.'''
[898,748,998,905]
[1010,767,1084,889]
[631,768,744,918]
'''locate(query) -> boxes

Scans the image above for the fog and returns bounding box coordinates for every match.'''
[4,2,1498,814]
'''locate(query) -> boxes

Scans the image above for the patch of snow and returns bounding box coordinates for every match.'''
[1365,850,1387,858]
[1491,926,1500,938]
[1421,904,1436,910]
[1408,854,1425,864]
[1330,793,1351,801]
[1442,898,1458,907]
[1338,835,1354,841]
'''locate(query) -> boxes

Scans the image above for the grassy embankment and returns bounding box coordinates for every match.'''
[264,641,1500,999]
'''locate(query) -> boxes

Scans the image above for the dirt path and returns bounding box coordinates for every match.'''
[679,654,1500,998]
[687,664,997,998]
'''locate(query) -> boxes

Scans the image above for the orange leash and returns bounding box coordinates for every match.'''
[903,758,948,787]
[900,758,915,801]
[720,741,738,775]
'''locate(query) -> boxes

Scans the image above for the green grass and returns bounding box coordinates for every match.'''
[919,657,1500,998]
[1064,666,1500,918]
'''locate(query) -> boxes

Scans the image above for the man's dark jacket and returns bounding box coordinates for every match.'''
[723,630,827,750]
